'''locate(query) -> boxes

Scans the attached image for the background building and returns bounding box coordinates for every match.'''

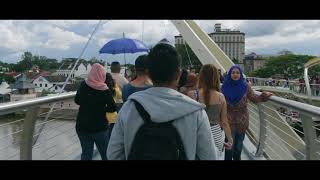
[244,52,266,73]
[175,23,245,69]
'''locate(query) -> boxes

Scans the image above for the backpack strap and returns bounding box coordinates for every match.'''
[132,99,175,125]
[132,99,152,124]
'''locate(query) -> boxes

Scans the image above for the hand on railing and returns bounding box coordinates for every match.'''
[262,92,273,97]
[261,92,273,101]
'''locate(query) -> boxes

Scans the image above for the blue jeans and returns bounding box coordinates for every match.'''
[77,130,109,160]
[225,131,245,160]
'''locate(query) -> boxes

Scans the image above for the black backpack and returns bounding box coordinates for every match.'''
[128,99,187,160]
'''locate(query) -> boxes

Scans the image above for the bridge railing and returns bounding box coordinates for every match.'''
[247,77,320,97]
[247,90,320,160]
[0,92,77,160]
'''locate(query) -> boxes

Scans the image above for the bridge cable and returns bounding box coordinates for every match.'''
[34,20,105,145]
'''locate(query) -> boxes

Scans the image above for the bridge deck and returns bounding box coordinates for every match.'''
[0,119,252,160]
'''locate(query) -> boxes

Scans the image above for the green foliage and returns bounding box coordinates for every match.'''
[0,73,15,83]
[175,44,202,72]
[89,57,105,66]
[41,89,51,96]
[232,58,239,64]
[0,52,109,76]
[8,52,62,72]
[251,54,319,79]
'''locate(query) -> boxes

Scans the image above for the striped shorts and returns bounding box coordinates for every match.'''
[211,124,225,158]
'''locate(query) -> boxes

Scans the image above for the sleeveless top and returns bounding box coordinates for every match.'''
[204,93,224,126]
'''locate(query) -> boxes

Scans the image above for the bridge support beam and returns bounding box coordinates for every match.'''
[301,113,318,160]
[255,103,267,158]
[304,68,312,97]
[20,106,40,160]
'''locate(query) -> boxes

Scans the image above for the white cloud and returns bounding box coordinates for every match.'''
[0,21,30,51]
[2,20,320,63]
[42,26,88,50]
[245,20,320,55]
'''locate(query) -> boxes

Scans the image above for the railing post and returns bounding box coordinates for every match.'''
[255,103,267,157]
[300,113,318,160]
[20,106,40,160]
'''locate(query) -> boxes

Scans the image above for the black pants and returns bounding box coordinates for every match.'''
[107,123,115,144]
[225,131,245,160]
[77,130,109,160]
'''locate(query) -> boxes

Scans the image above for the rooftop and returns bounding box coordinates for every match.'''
[45,75,68,83]
[59,59,104,70]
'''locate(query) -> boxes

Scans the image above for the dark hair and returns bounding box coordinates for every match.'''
[198,64,220,107]
[135,54,149,76]
[111,61,120,73]
[105,73,115,96]
[178,69,189,91]
[148,43,181,84]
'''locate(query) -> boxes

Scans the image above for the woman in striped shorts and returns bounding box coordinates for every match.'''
[198,64,233,159]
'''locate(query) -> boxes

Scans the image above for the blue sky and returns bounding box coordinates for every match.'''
[1,20,320,64]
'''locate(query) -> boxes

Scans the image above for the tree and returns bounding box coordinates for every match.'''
[0,73,16,84]
[232,58,239,64]
[251,54,319,79]
[175,44,202,72]
[41,89,52,96]
[89,57,105,66]
[46,58,61,70]
[1,53,61,73]
[19,52,33,71]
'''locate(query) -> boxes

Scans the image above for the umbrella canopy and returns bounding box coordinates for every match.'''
[99,38,149,54]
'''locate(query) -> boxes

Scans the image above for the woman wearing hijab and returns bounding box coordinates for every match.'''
[75,63,117,160]
[221,65,272,160]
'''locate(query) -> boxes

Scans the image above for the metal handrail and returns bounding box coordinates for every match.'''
[247,89,319,160]
[253,90,320,116]
[1,88,314,119]
[0,92,76,116]
[247,77,320,97]
[0,92,76,160]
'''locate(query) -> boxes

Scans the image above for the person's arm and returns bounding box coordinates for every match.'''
[247,83,272,103]
[74,84,82,105]
[105,90,117,113]
[220,95,233,149]
[121,76,129,88]
[122,85,128,102]
[196,110,217,160]
[107,110,125,160]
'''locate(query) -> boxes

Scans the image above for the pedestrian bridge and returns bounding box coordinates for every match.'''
[0,89,319,160]
[0,20,319,160]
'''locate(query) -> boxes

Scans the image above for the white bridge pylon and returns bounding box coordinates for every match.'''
[171,20,235,74]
